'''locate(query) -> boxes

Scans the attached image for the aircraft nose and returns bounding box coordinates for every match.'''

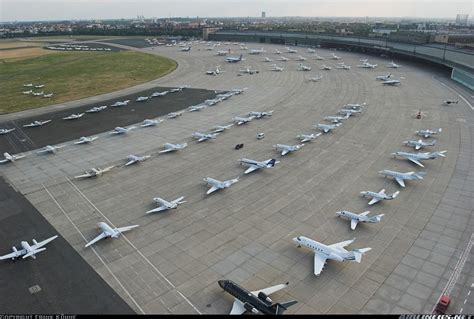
[218,280,227,289]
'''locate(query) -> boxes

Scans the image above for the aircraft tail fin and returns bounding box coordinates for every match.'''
[414,171,427,179]
[353,247,372,263]
[390,190,400,199]
[370,214,385,222]
[268,159,277,167]
[434,150,447,157]
[274,300,298,315]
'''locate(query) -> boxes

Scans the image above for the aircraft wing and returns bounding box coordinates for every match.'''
[117,225,139,233]
[351,219,359,230]
[207,186,219,194]
[230,300,246,315]
[85,232,108,247]
[251,283,288,297]
[159,148,175,153]
[125,159,137,166]
[313,253,327,276]
[146,206,168,214]
[75,172,93,179]
[0,159,9,164]
[329,238,355,249]
[244,165,260,174]
[171,196,185,205]
[31,235,58,250]
[0,249,26,260]
[198,137,207,142]
[368,197,381,205]
[395,177,406,187]
[408,158,424,167]
[281,150,289,156]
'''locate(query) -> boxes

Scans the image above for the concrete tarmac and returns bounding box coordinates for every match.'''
[0,176,135,314]
[0,40,472,314]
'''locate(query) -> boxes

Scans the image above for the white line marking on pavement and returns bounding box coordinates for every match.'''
[42,183,145,314]
[460,308,463,313]
[65,177,202,314]
[468,291,471,296]
[464,299,467,304]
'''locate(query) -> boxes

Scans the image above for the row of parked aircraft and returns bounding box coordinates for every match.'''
[22,83,53,98]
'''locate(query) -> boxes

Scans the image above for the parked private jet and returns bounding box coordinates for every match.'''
[331,53,341,60]
[226,54,244,63]
[360,189,400,205]
[0,152,26,164]
[212,124,234,133]
[344,103,366,110]
[111,100,130,107]
[37,145,66,154]
[376,73,392,81]
[159,142,187,153]
[324,115,350,123]
[382,79,401,86]
[239,67,259,74]
[23,120,51,127]
[379,170,426,188]
[249,48,265,55]
[358,62,377,68]
[23,83,33,87]
[62,113,84,120]
[391,151,447,167]
[297,133,321,143]
[315,123,342,133]
[296,55,307,61]
[285,47,297,53]
[336,211,384,230]
[146,196,186,214]
[248,111,273,119]
[217,49,231,56]
[218,280,297,315]
[278,56,289,62]
[203,177,239,194]
[239,158,279,174]
[141,119,163,127]
[136,96,149,102]
[125,154,151,166]
[274,49,282,54]
[74,166,115,178]
[273,144,304,156]
[293,236,371,276]
[0,128,15,135]
[233,116,255,125]
[86,105,107,113]
[313,54,325,60]
[22,90,33,95]
[307,48,316,53]
[192,132,219,142]
[270,64,284,72]
[206,65,224,76]
[0,235,58,260]
[74,136,98,144]
[151,91,169,97]
[167,111,184,119]
[415,128,442,138]
[109,126,136,135]
[387,61,401,68]
[320,65,332,70]
[403,139,436,150]
[32,91,44,96]
[297,63,311,71]
[307,75,323,82]
[263,57,273,62]
[85,222,139,247]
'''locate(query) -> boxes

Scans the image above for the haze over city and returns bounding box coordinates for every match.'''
[1,0,473,21]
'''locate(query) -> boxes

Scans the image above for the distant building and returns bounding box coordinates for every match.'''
[261,11,266,18]
[456,14,469,25]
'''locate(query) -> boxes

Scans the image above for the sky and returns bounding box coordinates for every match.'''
[1,0,473,22]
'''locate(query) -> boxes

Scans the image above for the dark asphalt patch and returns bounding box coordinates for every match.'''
[0,87,217,154]
[0,176,135,314]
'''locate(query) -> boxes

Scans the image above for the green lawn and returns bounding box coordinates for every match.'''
[0,50,177,114]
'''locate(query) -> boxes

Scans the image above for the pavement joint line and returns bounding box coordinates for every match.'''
[435,78,474,111]
[41,182,145,314]
[65,176,202,315]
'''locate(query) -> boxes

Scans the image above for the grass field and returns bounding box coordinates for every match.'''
[0,50,177,114]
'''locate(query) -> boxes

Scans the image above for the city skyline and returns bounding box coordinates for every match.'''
[1,0,473,22]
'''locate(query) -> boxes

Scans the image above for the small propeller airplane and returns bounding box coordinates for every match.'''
[192,132,219,142]
[23,120,51,127]
[0,235,58,261]
[273,144,304,156]
[109,126,136,135]
[141,119,163,127]
[203,177,239,195]
[124,154,151,166]
[62,113,84,120]
[315,123,342,133]
[0,128,15,135]
[36,144,66,154]
[0,152,27,164]
[86,105,107,113]
[159,142,188,153]
[296,133,321,143]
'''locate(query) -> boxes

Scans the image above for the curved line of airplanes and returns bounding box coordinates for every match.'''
[0,40,451,315]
